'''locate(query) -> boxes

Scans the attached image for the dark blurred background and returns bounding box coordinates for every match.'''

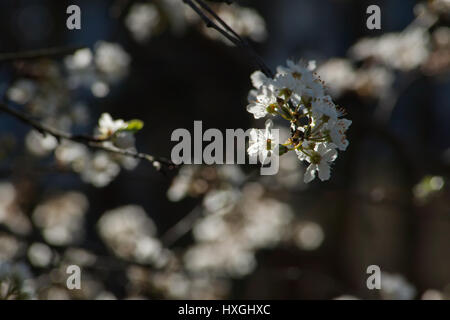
[0,0,449,300]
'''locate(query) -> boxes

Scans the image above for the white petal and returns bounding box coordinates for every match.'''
[339,118,352,131]
[318,162,331,181]
[247,103,267,119]
[264,119,273,131]
[304,164,317,183]
[248,89,258,103]
[247,142,260,156]
[251,71,269,89]
[322,148,338,162]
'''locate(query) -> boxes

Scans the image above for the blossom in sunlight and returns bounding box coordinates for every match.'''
[298,143,338,183]
[311,95,339,121]
[246,59,351,182]
[96,113,128,139]
[95,113,142,150]
[326,118,352,151]
[246,86,277,119]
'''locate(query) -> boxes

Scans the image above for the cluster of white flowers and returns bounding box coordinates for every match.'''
[247,59,352,183]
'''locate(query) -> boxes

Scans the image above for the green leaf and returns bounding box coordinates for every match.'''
[122,119,144,133]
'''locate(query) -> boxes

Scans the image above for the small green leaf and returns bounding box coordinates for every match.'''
[123,119,144,132]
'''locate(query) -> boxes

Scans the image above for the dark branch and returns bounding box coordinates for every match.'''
[0,46,86,63]
[182,0,274,78]
[0,102,175,170]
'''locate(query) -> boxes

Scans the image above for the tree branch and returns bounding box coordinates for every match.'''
[0,46,86,63]
[0,103,175,170]
[182,0,274,78]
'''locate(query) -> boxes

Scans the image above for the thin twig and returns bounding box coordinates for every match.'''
[182,0,274,78]
[0,103,102,143]
[161,205,203,247]
[0,103,175,169]
[183,0,241,46]
[0,46,86,63]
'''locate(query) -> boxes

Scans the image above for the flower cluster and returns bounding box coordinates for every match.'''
[247,59,352,183]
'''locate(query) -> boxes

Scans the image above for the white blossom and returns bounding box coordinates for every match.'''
[299,143,338,183]
[96,113,127,139]
[326,118,352,151]
[248,119,278,164]
[311,95,339,121]
[246,86,277,119]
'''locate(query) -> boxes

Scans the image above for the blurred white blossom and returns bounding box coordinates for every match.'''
[126,3,161,42]
[81,151,121,188]
[32,192,88,246]
[6,79,36,105]
[381,272,416,300]
[98,205,167,266]
[25,130,58,156]
[27,243,53,268]
[350,27,430,71]
[95,41,131,80]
